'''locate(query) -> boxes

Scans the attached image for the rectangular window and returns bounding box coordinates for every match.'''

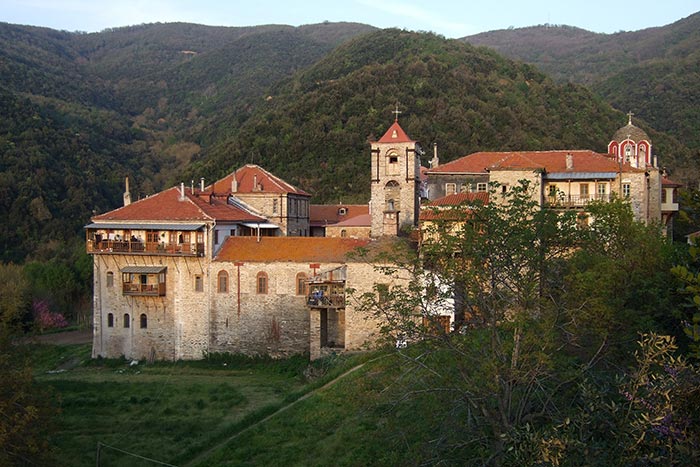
[580,183,589,197]
[214,230,219,245]
[195,275,203,292]
[106,272,114,288]
[597,183,607,197]
[273,199,278,214]
[661,189,667,203]
[445,183,456,196]
[622,183,631,198]
[476,183,487,192]
[257,275,268,294]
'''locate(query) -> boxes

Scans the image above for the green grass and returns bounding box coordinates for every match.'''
[32,345,313,466]
[31,344,391,467]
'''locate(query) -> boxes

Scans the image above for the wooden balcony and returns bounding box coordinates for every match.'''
[122,283,166,296]
[87,240,204,257]
[545,194,610,208]
[307,293,346,309]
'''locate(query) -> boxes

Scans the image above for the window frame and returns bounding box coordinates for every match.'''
[256,271,269,295]
[217,270,229,293]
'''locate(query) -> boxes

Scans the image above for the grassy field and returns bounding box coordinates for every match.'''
[32,344,384,467]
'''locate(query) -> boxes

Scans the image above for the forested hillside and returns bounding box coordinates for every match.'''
[463,12,700,152]
[0,20,696,267]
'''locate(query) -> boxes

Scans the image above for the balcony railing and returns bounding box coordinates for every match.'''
[87,240,204,256]
[545,194,610,208]
[307,292,345,309]
[122,283,166,296]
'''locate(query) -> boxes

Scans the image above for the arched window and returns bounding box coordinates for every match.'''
[107,313,114,327]
[384,180,400,211]
[296,272,308,296]
[140,313,147,329]
[256,272,268,295]
[123,313,130,328]
[217,270,228,293]
[340,229,347,238]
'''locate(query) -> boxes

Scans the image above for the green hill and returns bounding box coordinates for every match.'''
[462,12,700,151]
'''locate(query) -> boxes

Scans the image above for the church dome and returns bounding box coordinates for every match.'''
[612,115,650,143]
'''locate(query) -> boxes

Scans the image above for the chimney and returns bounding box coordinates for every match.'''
[191,180,194,194]
[200,177,205,192]
[231,175,238,193]
[253,174,258,191]
[431,142,439,168]
[123,177,132,206]
[565,153,574,170]
[179,182,185,201]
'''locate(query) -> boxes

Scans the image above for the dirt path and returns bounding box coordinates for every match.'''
[184,355,385,467]
[32,329,92,345]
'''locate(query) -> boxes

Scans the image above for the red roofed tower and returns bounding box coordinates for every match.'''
[608,112,654,169]
[370,106,422,237]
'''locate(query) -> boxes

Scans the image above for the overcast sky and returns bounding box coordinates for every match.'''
[2,0,698,38]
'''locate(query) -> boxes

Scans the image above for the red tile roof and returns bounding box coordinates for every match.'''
[215,237,371,263]
[211,164,310,196]
[420,192,487,221]
[93,187,213,222]
[429,150,641,174]
[92,186,265,223]
[662,176,682,188]
[310,204,369,226]
[378,121,414,144]
[334,213,371,227]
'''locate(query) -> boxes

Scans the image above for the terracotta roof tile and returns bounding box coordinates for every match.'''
[187,194,266,223]
[378,121,414,144]
[426,192,489,207]
[429,150,641,174]
[211,165,310,196]
[662,176,682,187]
[215,237,371,263]
[93,187,212,222]
[310,204,369,226]
[333,213,371,227]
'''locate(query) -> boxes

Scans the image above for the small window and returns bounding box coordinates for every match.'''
[273,199,278,214]
[445,183,456,196]
[217,270,228,293]
[389,155,398,164]
[476,183,487,192]
[296,273,307,296]
[597,183,607,196]
[140,314,147,329]
[501,185,507,194]
[107,313,114,327]
[106,272,114,288]
[257,272,268,294]
[123,313,130,328]
[338,207,347,216]
[195,275,203,292]
[214,230,219,245]
[340,229,347,238]
[377,284,389,305]
[661,189,667,203]
[580,183,589,197]
[622,183,631,198]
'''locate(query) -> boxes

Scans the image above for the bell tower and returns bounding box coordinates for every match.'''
[370,108,421,237]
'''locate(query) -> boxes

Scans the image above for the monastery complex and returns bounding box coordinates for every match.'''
[86,114,680,361]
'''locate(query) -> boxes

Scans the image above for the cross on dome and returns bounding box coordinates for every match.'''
[627,111,634,125]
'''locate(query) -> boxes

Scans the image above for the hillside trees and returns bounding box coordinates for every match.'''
[0,263,56,465]
[354,184,689,464]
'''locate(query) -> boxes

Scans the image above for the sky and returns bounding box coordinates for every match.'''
[1,0,699,38]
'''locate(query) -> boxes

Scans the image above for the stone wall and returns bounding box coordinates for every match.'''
[92,254,210,361]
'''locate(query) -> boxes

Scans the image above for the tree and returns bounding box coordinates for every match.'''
[354,181,581,464]
[353,183,689,465]
[0,263,56,465]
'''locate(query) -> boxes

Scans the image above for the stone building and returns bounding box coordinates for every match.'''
[425,117,678,232]
[87,114,679,361]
